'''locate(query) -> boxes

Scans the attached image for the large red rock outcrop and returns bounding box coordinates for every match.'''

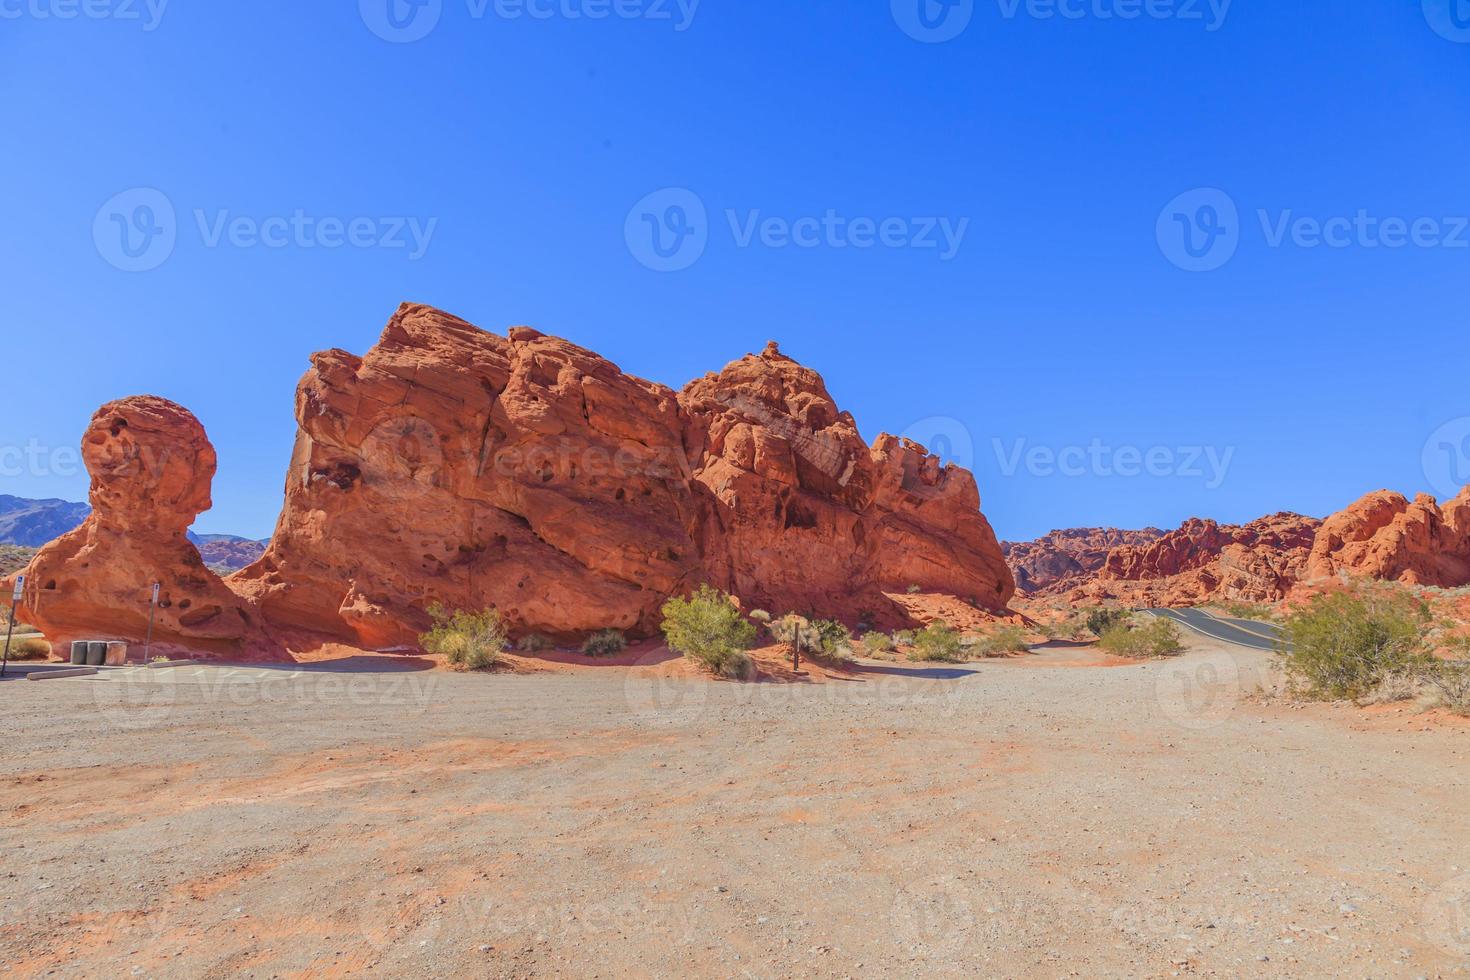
[15,397,254,655]
[1305,488,1470,588]
[229,305,1014,646]
[1061,512,1322,606]
[1003,527,1164,594]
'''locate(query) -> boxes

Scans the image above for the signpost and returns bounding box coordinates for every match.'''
[143,582,160,663]
[1,575,23,678]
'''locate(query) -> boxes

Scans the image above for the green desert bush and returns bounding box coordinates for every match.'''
[5,637,50,661]
[1422,659,1470,716]
[892,629,916,647]
[906,584,923,595]
[861,631,894,655]
[582,629,628,658]
[749,609,772,624]
[974,626,1031,658]
[1277,588,1431,700]
[661,585,757,679]
[811,619,854,660]
[1098,617,1185,660]
[516,633,551,653]
[769,614,824,663]
[910,620,963,663]
[420,604,508,670]
[1085,608,1130,638]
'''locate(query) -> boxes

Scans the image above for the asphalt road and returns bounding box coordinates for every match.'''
[1149,607,1285,652]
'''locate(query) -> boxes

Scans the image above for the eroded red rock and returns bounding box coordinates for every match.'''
[16,397,254,656]
[1003,527,1164,594]
[1305,488,1470,587]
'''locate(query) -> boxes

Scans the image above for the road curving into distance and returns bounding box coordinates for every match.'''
[1148,607,1285,652]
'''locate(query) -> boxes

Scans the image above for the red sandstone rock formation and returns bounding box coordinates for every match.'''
[1002,527,1164,594]
[1305,488,1470,587]
[15,397,254,656]
[1060,512,1322,606]
[225,305,1014,646]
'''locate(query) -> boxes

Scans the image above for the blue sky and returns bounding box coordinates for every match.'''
[2,0,1468,541]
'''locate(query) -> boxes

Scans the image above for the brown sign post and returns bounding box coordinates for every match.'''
[1,575,23,678]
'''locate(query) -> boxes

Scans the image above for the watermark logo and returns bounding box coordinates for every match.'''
[625,188,708,273]
[1424,0,1470,43]
[892,876,977,953]
[997,0,1231,30]
[1423,417,1470,500]
[93,188,439,271]
[1152,649,1246,731]
[0,440,82,479]
[94,188,176,273]
[892,0,974,42]
[1157,187,1238,272]
[1423,873,1470,957]
[360,0,443,42]
[625,188,970,272]
[91,673,178,732]
[901,416,976,471]
[994,438,1235,489]
[0,0,169,30]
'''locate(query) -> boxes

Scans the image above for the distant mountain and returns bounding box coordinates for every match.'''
[0,496,265,572]
[0,495,91,547]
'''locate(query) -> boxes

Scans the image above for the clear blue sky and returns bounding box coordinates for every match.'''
[3,1,1468,542]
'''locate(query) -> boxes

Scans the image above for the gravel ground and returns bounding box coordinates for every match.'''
[1,637,1468,978]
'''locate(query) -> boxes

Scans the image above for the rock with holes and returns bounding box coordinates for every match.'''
[16,396,255,657]
[232,305,1015,644]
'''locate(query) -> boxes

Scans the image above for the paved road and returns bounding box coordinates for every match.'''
[1149,607,1285,652]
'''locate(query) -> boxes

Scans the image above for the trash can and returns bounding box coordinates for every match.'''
[105,642,128,666]
[70,640,88,665]
[86,641,107,666]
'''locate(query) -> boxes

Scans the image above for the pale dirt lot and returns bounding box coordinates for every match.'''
[1,634,1468,979]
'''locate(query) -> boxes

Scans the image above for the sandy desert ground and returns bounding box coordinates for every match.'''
[2,635,1468,979]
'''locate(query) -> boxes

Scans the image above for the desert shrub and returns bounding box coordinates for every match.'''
[748,609,772,624]
[516,633,551,653]
[906,584,923,595]
[1098,617,1185,659]
[861,631,894,655]
[661,585,757,679]
[1210,600,1280,623]
[974,626,1031,658]
[420,604,507,670]
[769,614,823,659]
[811,619,854,658]
[910,620,963,663]
[582,629,627,658]
[1085,608,1130,638]
[1277,588,1431,700]
[6,637,50,661]
[1422,660,1470,716]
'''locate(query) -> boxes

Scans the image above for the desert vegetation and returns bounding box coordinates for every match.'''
[660,585,757,679]
[4,637,50,661]
[581,629,627,658]
[1097,616,1185,659]
[860,630,894,655]
[1277,587,1431,700]
[968,626,1031,658]
[419,604,508,670]
[909,620,963,663]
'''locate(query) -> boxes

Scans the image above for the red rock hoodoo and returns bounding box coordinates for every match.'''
[16,397,253,655]
[1003,527,1165,594]
[222,305,1014,646]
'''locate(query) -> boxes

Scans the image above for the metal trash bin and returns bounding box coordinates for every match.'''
[71,640,89,665]
[86,641,107,666]
[105,642,129,666]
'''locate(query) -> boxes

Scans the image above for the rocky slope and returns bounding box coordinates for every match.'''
[1003,527,1163,594]
[0,496,90,547]
[14,304,1014,655]
[1304,487,1470,588]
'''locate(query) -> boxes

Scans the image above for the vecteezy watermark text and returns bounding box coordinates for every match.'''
[891,0,1230,43]
[94,188,438,272]
[625,188,969,272]
[993,438,1235,489]
[1158,188,1470,271]
[359,0,699,43]
[0,0,168,30]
